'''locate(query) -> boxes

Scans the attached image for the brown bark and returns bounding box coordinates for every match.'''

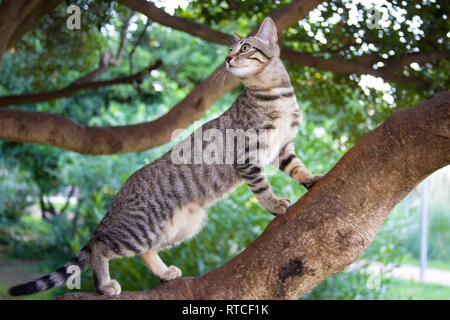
[117,0,233,45]
[0,0,61,67]
[6,0,62,50]
[56,90,450,300]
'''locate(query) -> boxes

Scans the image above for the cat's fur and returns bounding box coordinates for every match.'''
[9,17,322,297]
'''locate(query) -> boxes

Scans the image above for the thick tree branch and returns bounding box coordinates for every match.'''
[56,90,450,300]
[0,64,231,154]
[0,0,61,67]
[117,0,233,45]
[6,0,62,50]
[282,47,450,86]
[382,51,450,72]
[0,61,162,107]
[118,0,325,45]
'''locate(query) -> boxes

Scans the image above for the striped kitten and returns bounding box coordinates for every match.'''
[9,17,322,297]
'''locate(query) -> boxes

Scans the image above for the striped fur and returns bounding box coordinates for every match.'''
[9,17,322,297]
[9,244,91,296]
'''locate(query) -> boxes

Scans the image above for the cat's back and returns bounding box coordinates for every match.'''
[109,138,239,218]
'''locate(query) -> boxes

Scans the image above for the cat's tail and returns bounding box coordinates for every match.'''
[8,242,91,296]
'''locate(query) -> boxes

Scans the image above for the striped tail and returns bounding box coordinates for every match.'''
[8,243,91,296]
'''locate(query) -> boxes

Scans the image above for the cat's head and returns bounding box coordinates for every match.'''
[226,17,279,79]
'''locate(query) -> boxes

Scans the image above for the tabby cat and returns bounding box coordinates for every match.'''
[9,17,322,297]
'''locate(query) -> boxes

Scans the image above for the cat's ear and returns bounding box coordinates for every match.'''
[232,33,241,43]
[255,17,278,46]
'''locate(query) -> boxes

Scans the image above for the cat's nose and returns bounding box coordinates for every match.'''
[226,55,232,63]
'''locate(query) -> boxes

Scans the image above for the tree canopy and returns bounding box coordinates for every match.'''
[0,0,448,152]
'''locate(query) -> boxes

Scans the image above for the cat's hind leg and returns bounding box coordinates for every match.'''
[140,249,181,282]
[91,242,122,296]
[140,203,206,282]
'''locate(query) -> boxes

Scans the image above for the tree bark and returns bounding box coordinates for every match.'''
[56,90,450,300]
[0,0,61,68]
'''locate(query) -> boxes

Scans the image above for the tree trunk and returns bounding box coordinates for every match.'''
[56,91,449,300]
[0,0,61,68]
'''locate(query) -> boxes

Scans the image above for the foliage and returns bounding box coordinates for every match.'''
[0,164,38,223]
[404,205,450,262]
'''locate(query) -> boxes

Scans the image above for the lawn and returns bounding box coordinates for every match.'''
[403,257,450,271]
[384,279,450,300]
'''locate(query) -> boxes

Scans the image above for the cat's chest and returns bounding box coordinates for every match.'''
[259,106,302,166]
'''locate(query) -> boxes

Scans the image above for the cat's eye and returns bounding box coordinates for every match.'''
[240,44,250,52]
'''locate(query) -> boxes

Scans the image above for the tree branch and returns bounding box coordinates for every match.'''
[118,0,326,44]
[56,90,450,300]
[6,0,62,50]
[0,0,61,67]
[118,0,448,87]
[117,0,233,45]
[0,61,162,107]
[382,51,450,72]
[0,63,231,154]
[281,47,450,86]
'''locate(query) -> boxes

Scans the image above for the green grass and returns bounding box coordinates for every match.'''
[384,278,450,300]
[403,256,450,270]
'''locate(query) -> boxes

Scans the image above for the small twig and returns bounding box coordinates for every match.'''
[111,12,135,66]
[129,19,150,75]
[59,186,75,215]
[71,13,134,86]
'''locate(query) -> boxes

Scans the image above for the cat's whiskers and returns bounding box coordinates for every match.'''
[211,64,228,96]
[218,69,228,96]
[210,66,224,83]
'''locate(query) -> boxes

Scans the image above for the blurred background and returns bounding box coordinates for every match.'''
[0,0,448,299]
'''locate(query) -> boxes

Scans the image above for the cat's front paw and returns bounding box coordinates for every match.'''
[158,265,182,283]
[302,174,324,190]
[267,198,291,216]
